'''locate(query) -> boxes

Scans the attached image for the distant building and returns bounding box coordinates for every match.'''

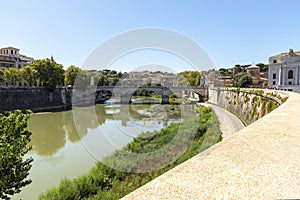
[246,64,268,88]
[208,63,268,88]
[0,47,34,70]
[232,65,240,75]
[122,71,178,87]
[268,49,300,92]
[246,64,260,77]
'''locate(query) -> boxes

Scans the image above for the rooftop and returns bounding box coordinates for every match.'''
[247,64,260,69]
[270,49,300,59]
[1,46,20,50]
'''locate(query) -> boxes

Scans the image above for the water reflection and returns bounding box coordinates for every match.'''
[29,113,67,156]
[29,104,195,157]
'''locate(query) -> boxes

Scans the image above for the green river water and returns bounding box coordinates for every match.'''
[13,98,193,199]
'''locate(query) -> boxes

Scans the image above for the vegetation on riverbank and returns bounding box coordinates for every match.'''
[0,110,33,199]
[39,106,222,200]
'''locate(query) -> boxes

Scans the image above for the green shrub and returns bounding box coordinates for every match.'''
[266,100,278,113]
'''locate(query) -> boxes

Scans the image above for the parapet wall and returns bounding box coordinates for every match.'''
[0,87,72,112]
[208,88,288,125]
[122,91,300,199]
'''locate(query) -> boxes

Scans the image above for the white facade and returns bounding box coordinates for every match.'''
[0,47,34,70]
[268,49,300,92]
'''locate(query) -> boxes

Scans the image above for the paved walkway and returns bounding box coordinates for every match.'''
[122,91,300,199]
[201,103,245,138]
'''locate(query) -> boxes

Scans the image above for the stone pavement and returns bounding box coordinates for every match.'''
[122,91,300,199]
[202,103,245,138]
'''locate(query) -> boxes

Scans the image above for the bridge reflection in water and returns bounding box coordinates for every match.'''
[28,103,198,157]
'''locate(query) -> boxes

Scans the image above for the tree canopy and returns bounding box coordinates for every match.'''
[64,65,81,86]
[0,110,33,199]
[4,68,20,86]
[0,69,4,85]
[178,71,201,86]
[31,59,64,90]
[233,72,253,88]
[256,63,268,72]
[20,66,37,87]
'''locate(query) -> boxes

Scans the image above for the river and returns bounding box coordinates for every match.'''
[13,98,195,200]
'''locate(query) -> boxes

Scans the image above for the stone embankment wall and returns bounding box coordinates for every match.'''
[208,88,288,125]
[0,87,72,112]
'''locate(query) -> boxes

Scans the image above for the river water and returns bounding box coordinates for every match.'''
[13,99,194,199]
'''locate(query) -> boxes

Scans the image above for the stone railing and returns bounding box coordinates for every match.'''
[122,91,300,199]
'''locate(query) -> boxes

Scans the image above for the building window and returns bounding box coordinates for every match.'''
[273,60,277,63]
[288,81,292,85]
[273,81,276,85]
[273,73,276,79]
[288,70,293,79]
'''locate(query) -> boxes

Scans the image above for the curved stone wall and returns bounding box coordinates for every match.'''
[208,88,288,125]
[122,91,300,199]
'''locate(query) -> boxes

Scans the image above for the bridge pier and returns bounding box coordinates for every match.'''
[161,95,170,104]
[120,95,131,104]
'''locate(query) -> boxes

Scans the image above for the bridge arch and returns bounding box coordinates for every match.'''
[95,89,113,103]
[106,86,173,104]
[95,86,208,104]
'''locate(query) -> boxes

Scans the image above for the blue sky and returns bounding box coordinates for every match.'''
[1,0,300,72]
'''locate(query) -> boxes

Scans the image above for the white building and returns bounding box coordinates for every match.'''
[0,46,34,70]
[268,49,300,92]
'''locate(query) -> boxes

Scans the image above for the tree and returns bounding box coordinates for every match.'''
[110,70,117,75]
[74,70,91,89]
[97,73,109,86]
[145,77,152,86]
[218,68,231,76]
[0,110,33,199]
[20,66,37,87]
[233,72,253,88]
[4,68,20,86]
[178,71,202,86]
[64,65,81,86]
[0,69,4,85]
[256,63,268,72]
[31,59,64,90]
[117,71,123,78]
[111,77,119,86]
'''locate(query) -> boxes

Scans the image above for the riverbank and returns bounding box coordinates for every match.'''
[39,106,222,200]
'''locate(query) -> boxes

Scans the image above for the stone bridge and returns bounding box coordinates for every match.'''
[94,86,208,104]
